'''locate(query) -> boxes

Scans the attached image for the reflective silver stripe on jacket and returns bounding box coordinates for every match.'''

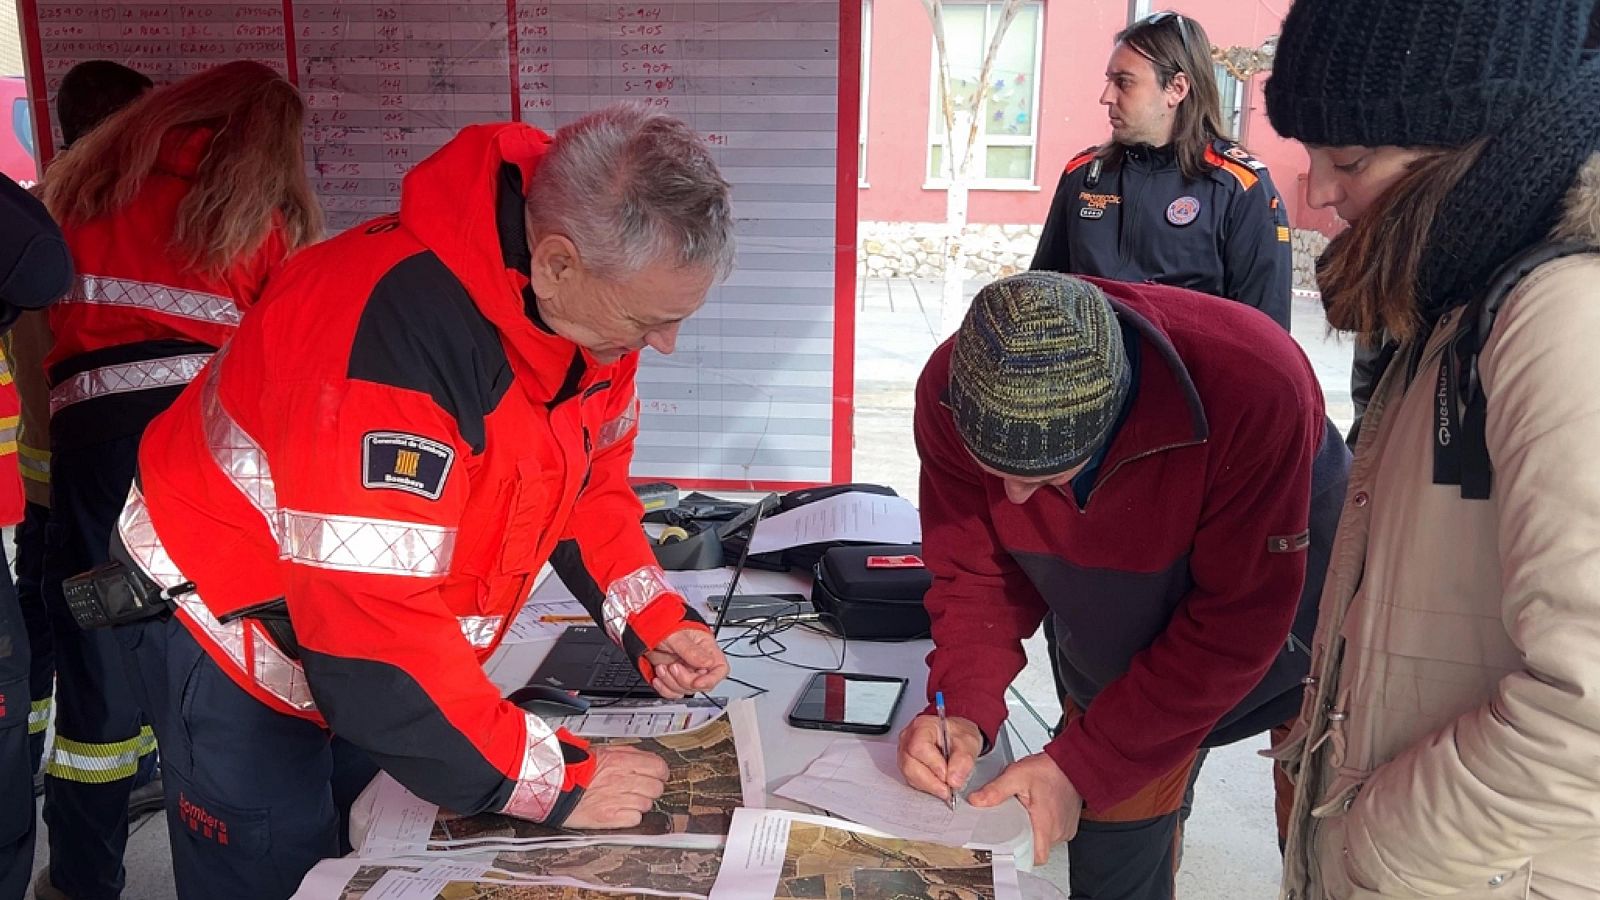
[601,564,676,644]
[199,352,280,539]
[499,712,566,822]
[70,275,242,326]
[117,485,317,712]
[596,390,639,451]
[280,509,455,578]
[458,615,504,649]
[196,351,458,577]
[49,353,212,415]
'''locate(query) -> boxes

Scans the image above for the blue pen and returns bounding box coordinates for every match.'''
[935,691,956,811]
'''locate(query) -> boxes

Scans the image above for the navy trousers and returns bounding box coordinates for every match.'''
[0,545,34,900]
[40,437,157,899]
[15,501,51,771]
[116,614,376,900]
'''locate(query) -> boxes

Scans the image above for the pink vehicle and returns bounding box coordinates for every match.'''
[0,76,39,186]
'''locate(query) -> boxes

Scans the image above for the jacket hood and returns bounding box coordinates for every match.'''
[1553,152,1600,246]
[397,123,617,398]
[399,122,549,317]
[154,126,216,180]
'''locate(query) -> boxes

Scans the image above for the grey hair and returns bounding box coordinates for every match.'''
[526,103,735,281]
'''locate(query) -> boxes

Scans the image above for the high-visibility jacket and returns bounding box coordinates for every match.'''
[47,126,287,452]
[0,172,74,524]
[0,345,22,525]
[124,123,705,825]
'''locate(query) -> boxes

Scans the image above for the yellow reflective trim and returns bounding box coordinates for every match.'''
[45,732,147,784]
[28,697,52,735]
[17,444,47,461]
[137,725,157,757]
[0,442,19,456]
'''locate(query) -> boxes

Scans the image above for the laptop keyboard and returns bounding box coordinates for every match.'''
[588,645,646,691]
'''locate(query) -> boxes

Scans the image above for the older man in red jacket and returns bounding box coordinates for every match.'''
[113,106,734,899]
[899,271,1347,900]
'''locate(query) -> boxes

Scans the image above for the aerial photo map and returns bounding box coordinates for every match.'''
[332,862,661,899]
[331,842,724,899]
[776,822,998,900]
[432,715,744,841]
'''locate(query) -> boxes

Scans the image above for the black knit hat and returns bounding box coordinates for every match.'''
[948,273,1130,477]
[1266,0,1597,147]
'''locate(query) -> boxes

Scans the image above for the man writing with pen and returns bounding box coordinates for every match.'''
[896,272,1346,900]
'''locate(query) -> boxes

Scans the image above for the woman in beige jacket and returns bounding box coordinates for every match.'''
[1262,0,1600,898]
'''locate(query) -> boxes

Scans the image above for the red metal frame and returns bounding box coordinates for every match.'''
[16,0,52,170]
[281,1,299,87]
[506,0,522,121]
[829,0,861,488]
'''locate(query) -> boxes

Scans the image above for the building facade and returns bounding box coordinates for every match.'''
[857,0,1338,282]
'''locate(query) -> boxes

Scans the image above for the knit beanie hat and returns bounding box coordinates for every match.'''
[1268,0,1600,321]
[1265,0,1595,148]
[948,273,1130,477]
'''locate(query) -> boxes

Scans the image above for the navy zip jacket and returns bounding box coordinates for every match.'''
[914,276,1348,811]
[1031,140,1293,331]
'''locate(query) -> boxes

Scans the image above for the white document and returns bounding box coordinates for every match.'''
[667,569,740,616]
[355,775,439,858]
[746,492,921,554]
[708,808,1021,900]
[773,739,978,846]
[363,861,488,900]
[557,698,724,737]
[502,598,591,644]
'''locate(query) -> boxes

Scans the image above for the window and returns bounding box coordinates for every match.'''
[1129,0,1153,22]
[1214,63,1244,140]
[860,0,871,186]
[926,2,1043,187]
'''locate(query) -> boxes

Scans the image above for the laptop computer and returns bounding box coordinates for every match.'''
[524,498,772,697]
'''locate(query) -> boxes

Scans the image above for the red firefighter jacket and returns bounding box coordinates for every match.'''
[47,126,287,451]
[125,123,705,824]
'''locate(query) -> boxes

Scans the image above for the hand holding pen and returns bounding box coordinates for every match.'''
[897,698,982,809]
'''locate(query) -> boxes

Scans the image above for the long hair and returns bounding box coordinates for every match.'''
[1317,140,1488,343]
[44,60,321,275]
[1111,12,1227,182]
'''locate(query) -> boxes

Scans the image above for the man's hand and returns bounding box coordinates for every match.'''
[897,713,983,805]
[969,753,1082,865]
[643,627,728,699]
[562,746,669,829]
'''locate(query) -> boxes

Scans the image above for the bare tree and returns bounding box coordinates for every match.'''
[923,0,1026,336]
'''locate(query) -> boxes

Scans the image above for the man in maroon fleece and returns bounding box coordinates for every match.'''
[898,272,1346,899]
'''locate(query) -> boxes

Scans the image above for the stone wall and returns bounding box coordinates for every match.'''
[1291,228,1329,292]
[859,222,1041,280]
[859,219,1331,291]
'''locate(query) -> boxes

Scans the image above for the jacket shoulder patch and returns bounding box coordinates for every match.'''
[1064,145,1100,175]
[362,431,455,500]
[1205,144,1262,191]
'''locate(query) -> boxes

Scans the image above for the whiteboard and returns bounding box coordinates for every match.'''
[20,0,856,488]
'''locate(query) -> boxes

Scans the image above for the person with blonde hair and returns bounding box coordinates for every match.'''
[34,59,319,900]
